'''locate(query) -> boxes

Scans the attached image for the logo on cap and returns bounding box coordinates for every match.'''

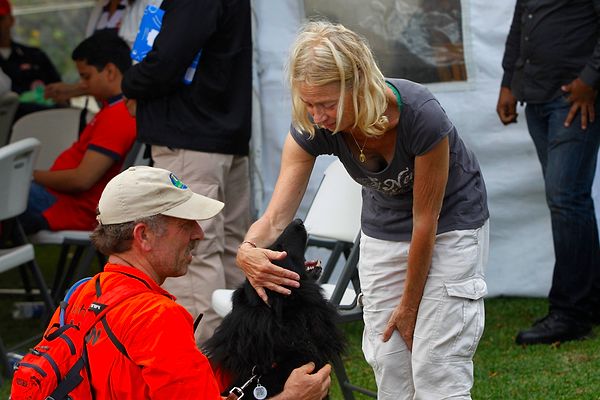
[169,173,188,189]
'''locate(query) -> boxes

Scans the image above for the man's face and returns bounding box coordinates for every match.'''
[75,60,111,99]
[148,216,204,280]
[0,15,13,43]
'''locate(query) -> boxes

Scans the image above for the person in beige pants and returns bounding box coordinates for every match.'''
[153,147,248,345]
[120,0,253,346]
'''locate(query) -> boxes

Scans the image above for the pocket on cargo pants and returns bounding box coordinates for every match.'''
[429,276,487,361]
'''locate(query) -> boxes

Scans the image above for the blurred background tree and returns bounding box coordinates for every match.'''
[12,0,94,83]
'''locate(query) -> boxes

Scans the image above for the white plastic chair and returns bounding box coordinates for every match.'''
[304,159,362,244]
[0,138,55,379]
[0,91,19,146]
[211,159,375,399]
[212,159,363,313]
[304,159,362,291]
[10,107,94,170]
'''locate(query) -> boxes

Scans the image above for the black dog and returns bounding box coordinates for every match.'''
[203,219,345,399]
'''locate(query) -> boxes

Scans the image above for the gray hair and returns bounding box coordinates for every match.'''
[91,214,168,256]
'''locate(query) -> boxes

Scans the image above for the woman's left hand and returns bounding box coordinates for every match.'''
[382,304,418,351]
[382,137,449,351]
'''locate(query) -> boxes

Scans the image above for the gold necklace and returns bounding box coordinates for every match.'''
[349,132,368,163]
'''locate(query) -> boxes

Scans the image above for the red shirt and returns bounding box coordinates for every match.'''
[49,264,222,399]
[43,97,136,231]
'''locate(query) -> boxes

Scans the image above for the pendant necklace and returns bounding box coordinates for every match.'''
[350,132,368,163]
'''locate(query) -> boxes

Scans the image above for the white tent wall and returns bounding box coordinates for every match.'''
[251,0,598,297]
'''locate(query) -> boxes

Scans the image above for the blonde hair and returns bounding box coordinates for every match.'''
[287,20,389,138]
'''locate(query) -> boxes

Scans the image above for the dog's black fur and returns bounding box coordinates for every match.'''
[203,219,345,399]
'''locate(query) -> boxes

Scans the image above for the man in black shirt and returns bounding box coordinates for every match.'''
[0,0,61,118]
[121,0,252,346]
[497,0,600,345]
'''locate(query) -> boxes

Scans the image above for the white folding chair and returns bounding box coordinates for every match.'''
[10,107,122,304]
[0,91,19,146]
[0,138,55,379]
[303,160,375,399]
[212,159,376,399]
[304,159,362,299]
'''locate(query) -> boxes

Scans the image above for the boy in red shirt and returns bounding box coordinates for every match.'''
[19,32,136,233]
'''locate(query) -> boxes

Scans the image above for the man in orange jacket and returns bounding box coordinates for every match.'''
[52,166,331,399]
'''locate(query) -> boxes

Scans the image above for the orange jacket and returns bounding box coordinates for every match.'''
[51,263,222,399]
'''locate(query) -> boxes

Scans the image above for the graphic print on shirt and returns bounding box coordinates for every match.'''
[355,166,414,195]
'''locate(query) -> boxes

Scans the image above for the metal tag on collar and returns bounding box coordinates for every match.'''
[253,383,268,399]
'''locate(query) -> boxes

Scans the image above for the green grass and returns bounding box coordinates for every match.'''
[472,299,600,400]
[1,248,599,398]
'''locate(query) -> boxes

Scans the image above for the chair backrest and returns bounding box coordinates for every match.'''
[303,159,364,322]
[10,108,88,170]
[304,159,362,243]
[0,137,40,220]
[120,140,149,171]
[0,91,19,146]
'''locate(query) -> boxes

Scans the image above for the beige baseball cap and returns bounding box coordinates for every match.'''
[97,166,224,225]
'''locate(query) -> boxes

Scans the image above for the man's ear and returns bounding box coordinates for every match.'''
[104,62,121,82]
[132,222,153,252]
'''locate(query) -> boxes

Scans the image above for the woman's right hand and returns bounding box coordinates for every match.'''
[236,242,300,303]
[236,133,315,303]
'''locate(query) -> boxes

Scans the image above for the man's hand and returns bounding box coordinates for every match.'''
[496,86,518,125]
[561,78,597,129]
[44,82,85,103]
[273,362,332,400]
[124,98,137,117]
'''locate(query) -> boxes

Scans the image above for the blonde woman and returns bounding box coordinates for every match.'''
[237,20,489,399]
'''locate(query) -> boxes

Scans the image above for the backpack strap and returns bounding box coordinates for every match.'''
[93,276,148,360]
[60,277,93,326]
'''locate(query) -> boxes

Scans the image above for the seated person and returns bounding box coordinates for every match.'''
[0,0,62,119]
[19,32,136,234]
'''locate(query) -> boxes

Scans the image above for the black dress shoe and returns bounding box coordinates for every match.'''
[515,312,591,345]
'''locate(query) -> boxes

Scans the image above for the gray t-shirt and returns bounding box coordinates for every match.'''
[291,78,489,241]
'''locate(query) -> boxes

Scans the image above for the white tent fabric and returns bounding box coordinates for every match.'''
[251,0,599,297]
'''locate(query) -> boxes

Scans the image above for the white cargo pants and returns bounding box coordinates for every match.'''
[359,220,489,399]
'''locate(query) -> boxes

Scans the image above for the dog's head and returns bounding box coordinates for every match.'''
[268,219,321,281]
